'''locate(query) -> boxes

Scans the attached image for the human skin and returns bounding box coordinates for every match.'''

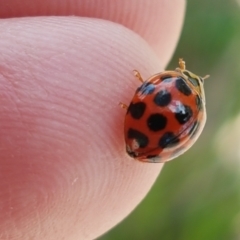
[0,1,185,239]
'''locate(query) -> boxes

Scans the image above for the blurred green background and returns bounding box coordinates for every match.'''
[100,1,240,239]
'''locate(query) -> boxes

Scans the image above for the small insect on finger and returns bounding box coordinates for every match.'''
[122,58,209,163]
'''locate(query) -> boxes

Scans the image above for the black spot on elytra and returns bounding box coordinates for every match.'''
[175,78,192,96]
[127,128,149,148]
[195,95,202,111]
[128,102,146,119]
[188,121,200,138]
[175,103,193,124]
[136,82,155,95]
[147,113,167,132]
[159,132,180,149]
[154,90,172,107]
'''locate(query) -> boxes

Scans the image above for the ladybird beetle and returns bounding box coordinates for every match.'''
[121,59,209,163]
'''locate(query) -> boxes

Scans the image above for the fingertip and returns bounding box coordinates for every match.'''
[0,17,166,239]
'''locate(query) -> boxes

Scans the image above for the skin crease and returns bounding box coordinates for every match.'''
[0,1,185,240]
